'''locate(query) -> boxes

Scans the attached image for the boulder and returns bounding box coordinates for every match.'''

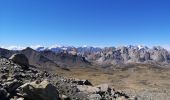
[10,97,24,100]
[117,96,127,100]
[77,85,99,93]
[95,84,110,92]
[0,87,9,100]
[87,94,101,100]
[17,98,24,100]
[61,94,70,100]
[9,54,29,69]
[72,79,92,86]
[4,80,22,93]
[1,74,8,79]
[17,80,59,100]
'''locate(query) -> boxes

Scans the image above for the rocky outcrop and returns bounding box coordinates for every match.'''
[17,80,59,100]
[53,73,134,100]
[0,56,52,100]
[9,54,29,69]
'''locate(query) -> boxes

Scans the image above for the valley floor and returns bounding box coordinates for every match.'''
[53,64,170,100]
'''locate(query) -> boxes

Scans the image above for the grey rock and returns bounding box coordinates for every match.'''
[9,54,29,69]
[77,85,99,93]
[72,79,92,86]
[1,74,8,80]
[17,80,60,100]
[88,94,101,100]
[4,80,22,93]
[95,84,110,92]
[61,94,70,100]
[0,87,8,100]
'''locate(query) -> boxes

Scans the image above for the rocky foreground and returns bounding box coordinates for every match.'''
[0,54,136,100]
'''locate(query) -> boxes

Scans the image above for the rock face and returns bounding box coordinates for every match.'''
[9,54,29,69]
[85,46,170,65]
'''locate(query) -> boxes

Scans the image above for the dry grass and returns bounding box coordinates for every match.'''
[52,64,170,92]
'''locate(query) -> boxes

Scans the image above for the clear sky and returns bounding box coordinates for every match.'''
[0,0,170,47]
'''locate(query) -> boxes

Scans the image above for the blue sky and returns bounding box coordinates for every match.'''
[0,0,170,47]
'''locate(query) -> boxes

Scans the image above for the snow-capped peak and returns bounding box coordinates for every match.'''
[48,44,62,49]
[127,45,148,50]
[30,45,43,50]
[137,45,148,50]
[2,46,26,50]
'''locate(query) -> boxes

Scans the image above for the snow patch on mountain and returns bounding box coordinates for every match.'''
[3,46,26,50]
[162,45,170,51]
[48,44,63,49]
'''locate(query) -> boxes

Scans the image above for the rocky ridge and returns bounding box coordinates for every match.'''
[0,54,135,100]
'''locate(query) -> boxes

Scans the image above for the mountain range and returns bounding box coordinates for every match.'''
[0,45,160,51]
[0,45,170,69]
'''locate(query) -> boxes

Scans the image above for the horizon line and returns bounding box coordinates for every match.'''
[0,44,170,51]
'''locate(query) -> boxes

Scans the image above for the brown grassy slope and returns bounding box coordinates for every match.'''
[52,64,170,92]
